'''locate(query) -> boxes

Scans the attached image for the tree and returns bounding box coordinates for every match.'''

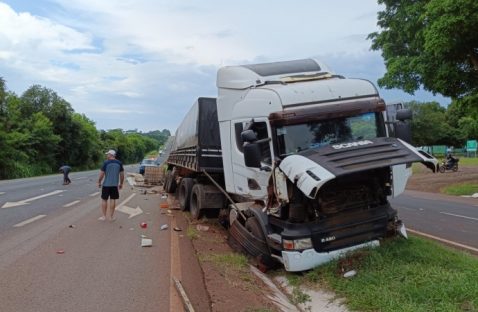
[406,101,463,146]
[368,0,478,98]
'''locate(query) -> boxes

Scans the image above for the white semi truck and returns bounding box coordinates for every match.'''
[165,59,436,272]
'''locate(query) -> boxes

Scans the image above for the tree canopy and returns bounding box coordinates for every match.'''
[0,79,169,179]
[368,0,478,98]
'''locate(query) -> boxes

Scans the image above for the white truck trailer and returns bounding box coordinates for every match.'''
[165,59,436,272]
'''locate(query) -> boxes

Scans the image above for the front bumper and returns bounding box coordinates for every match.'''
[281,240,379,272]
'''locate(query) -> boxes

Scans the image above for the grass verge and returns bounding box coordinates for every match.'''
[441,182,478,196]
[299,236,478,312]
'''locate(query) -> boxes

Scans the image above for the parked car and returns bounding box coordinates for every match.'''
[139,158,158,175]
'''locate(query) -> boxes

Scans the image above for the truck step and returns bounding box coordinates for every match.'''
[267,233,281,244]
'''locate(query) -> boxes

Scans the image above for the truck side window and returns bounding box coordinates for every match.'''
[235,121,272,165]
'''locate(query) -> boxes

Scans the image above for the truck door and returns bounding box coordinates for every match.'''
[231,118,274,199]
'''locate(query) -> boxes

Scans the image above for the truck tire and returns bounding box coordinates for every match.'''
[245,217,267,242]
[190,183,205,220]
[165,171,177,193]
[178,178,194,211]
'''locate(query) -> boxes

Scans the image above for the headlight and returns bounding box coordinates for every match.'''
[282,238,313,251]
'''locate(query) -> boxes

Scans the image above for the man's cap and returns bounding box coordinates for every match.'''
[105,149,116,156]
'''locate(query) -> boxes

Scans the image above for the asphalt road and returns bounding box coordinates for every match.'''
[0,165,211,312]
[390,190,478,251]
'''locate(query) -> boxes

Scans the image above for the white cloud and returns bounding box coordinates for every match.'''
[0,0,449,132]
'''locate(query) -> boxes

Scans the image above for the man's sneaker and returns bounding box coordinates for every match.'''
[98,216,106,221]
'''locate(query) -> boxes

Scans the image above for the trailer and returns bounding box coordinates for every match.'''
[165,59,437,271]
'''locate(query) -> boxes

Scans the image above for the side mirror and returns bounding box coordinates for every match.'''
[395,121,412,143]
[241,129,257,143]
[396,109,412,121]
[244,143,261,168]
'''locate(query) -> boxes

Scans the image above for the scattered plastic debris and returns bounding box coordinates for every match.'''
[167,210,172,213]
[160,202,169,209]
[140,222,148,229]
[343,270,357,278]
[160,224,169,230]
[196,225,209,232]
[161,194,168,199]
[129,228,135,231]
[141,238,153,247]
[68,225,75,228]
[56,249,65,254]
[141,234,147,238]
[173,227,182,232]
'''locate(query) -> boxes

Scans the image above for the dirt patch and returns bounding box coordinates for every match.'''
[185,215,279,312]
[407,165,478,193]
[165,190,279,312]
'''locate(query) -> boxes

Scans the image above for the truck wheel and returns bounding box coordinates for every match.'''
[245,217,267,242]
[165,171,177,193]
[190,184,205,220]
[178,178,194,211]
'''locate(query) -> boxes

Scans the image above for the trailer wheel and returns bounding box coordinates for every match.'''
[178,178,194,211]
[190,184,205,220]
[164,171,177,193]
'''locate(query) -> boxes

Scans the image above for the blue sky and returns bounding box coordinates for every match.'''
[0,0,449,132]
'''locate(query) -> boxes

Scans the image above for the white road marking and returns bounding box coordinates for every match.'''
[116,193,136,209]
[63,200,80,207]
[74,177,87,180]
[0,192,5,195]
[116,205,143,219]
[14,215,47,227]
[2,190,65,208]
[407,228,478,253]
[89,192,100,197]
[440,212,478,222]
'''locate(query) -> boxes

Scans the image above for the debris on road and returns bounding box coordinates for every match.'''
[160,202,169,209]
[173,227,182,232]
[68,225,76,228]
[161,194,168,199]
[160,224,169,230]
[196,225,209,232]
[140,222,148,229]
[141,238,153,247]
[56,249,65,254]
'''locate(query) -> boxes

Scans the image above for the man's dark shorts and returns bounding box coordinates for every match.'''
[101,186,119,200]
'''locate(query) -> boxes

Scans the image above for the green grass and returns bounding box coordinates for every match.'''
[456,157,478,166]
[186,225,199,240]
[300,237,478,312]
[201,252,248,270]
[442,183,478,196]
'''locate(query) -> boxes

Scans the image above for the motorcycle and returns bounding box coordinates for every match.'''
[439,156,459,173]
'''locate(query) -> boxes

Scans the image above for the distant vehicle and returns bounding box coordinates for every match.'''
[139,159,158,175]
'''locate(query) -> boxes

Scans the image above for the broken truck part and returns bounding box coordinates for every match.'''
[164,59,437,271]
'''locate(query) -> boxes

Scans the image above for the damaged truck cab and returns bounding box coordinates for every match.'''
[165,59,437,272]
[216,59,436,271]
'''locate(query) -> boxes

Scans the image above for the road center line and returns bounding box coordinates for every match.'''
[14,215,47,227]
[407,228,478,254]
[63,200,81,207]
[89,192,100,197]
[440,212,478,222]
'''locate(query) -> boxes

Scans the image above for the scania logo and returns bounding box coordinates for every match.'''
[332,140,373,150]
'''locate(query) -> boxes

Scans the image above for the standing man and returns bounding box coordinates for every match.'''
[97,150,124,221]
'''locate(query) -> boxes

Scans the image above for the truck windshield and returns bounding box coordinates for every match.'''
[276,112,384,156]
